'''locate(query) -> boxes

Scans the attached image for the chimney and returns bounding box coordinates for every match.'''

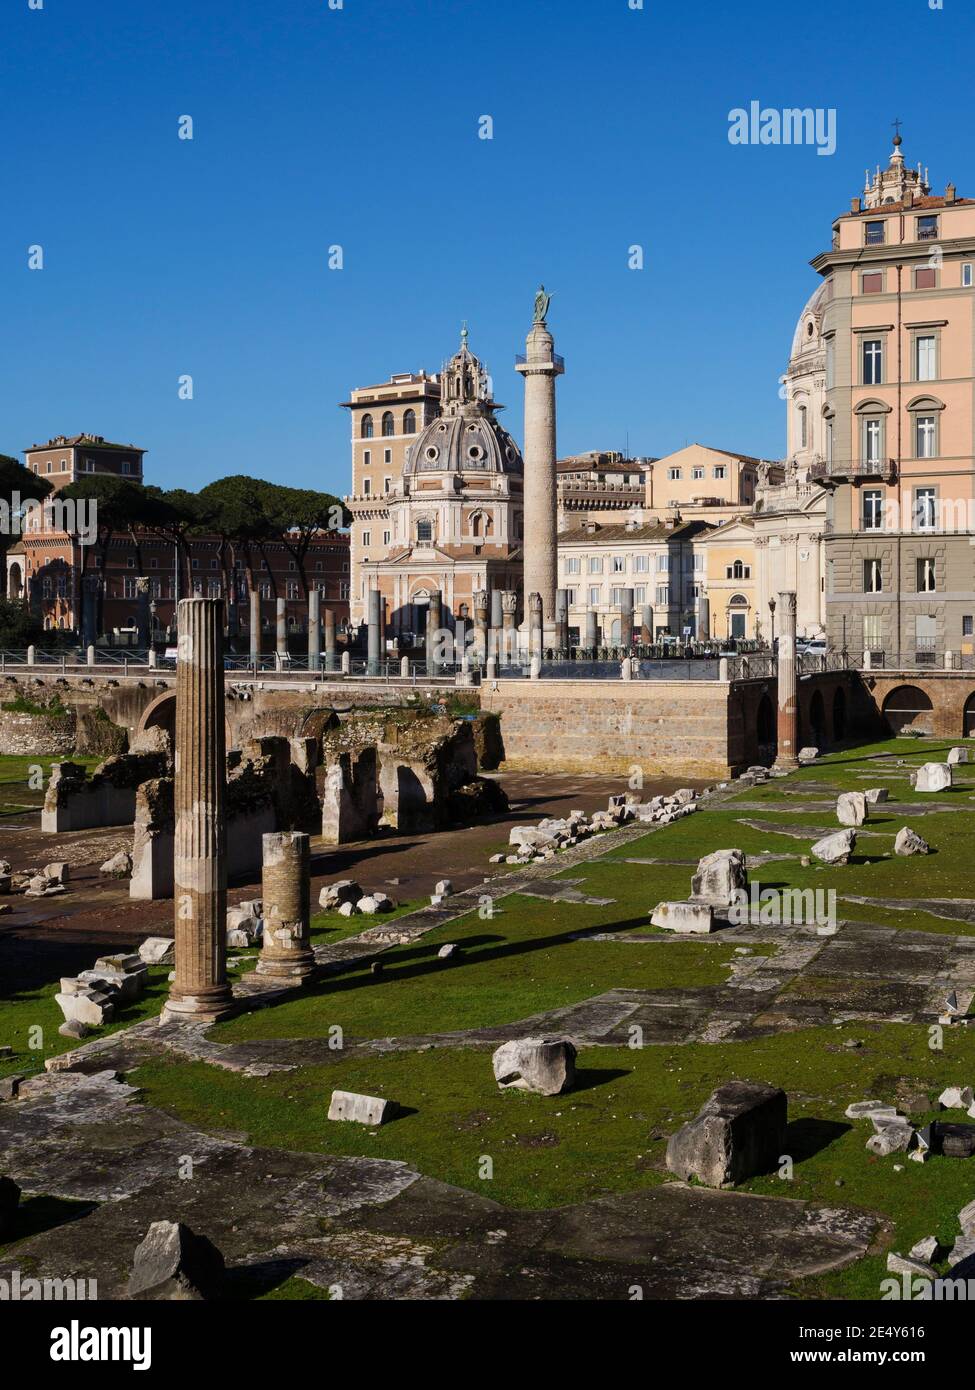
[946,182,957,204]
[904,188,914,208]
[850,196,861,214]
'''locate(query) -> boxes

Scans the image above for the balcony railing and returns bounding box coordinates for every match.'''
[809,457,897,482]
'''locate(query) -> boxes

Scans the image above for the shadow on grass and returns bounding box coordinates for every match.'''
[783,1116,850,1162]
[571,1067,631,1094]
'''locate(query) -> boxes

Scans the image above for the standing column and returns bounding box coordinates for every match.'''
[249,588,260,666]
[528,591,543,659]
[515,291,564,648]
[324,607,336,673]
[641,603,653,645]
[276,597,287,662]
[473,589,489,663]
[308,588,321,672]
[81,573,99,649]
[255,831,314,980]
[501,590,517,664]
[585,609,598,653]
[164,598,234,1023]
[555,588,569,652]
[367,588,382,676]
[135,577,151,649]
[620,588,634,650]
[426,590,443,676]
[775,590,799,769]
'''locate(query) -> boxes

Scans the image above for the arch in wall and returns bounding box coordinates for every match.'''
[809,688,826,747]
[7,561,23,600]
[882,684,933,735]
[833,685,847,741]
[757,692,774,747]
[963,691,975,738]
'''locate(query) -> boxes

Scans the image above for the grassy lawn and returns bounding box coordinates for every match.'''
[0,754,101,818]
[7,734,975,1298]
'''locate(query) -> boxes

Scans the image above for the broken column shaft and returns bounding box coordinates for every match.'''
[256,831,314,979]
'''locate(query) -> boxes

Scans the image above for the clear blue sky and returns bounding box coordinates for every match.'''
[3,0,972,495]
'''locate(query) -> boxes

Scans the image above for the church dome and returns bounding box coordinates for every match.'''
[404,329,523,478]
[789,281,829,361]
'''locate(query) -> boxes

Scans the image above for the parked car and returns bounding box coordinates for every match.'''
[797,637,827,658]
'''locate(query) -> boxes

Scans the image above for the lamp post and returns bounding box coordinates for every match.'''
[768,596,777,649]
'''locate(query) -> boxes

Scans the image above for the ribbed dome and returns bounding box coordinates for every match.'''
[790,282,829,360]
[403,329,523,477]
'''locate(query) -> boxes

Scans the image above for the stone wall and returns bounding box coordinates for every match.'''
[42,749,170,833]
[0,709,77,756]
[479,679,738,777]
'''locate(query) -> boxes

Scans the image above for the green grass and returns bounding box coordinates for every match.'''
[0,753,101,817]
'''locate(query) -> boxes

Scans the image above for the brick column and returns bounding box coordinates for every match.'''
[775,590,799,769]
[164,597,234,1022]
[256,831,314,980]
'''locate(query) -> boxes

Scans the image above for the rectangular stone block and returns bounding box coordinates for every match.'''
[650,901,716,934]
[666,1080,787,1187]
[327,1089,397,1127]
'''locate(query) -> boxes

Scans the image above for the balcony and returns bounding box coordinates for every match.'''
[809,457,897,483]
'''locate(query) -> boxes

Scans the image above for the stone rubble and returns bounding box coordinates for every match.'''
[127,1219,226,1300]
[492,1037,576,1096]
[894,827,930,856]
[665,1080,787,1188]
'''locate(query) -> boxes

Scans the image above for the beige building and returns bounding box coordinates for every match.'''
[347,331,524,642]
[342,370,441,627]
[811,135,975,662]
[558,518,710,644]
[556,452,653,528]
[699,517,758,641]
[644,444,781,524]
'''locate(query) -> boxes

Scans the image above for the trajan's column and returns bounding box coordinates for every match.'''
[515,285,564,648]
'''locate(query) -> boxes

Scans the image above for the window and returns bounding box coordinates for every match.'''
[416,520,433,542]
[612,556,625,573]
[862,489,883,530]
[588,556,603,573]
[917,214,939,241]
[713,465,726,479]
[610,587,624,605]
[863,614,883,649]
[797,404,808,448]
[726,559,750,580]
[382,530,391,545]
[863,558,883,593]
[383,448,391,465]
[361,415,374,439]
[914,487,937,531]
[862,271,883,294]
[915,335,936,381]
[825,336,835,388]
[915,267,937,290]
[362,530,370,547]
[381,412,394,437]
[656,554,670,572]
[963,615,973,637]
[693,553,704,571]
[826,416,834,462]
[362,478,371,495]
[964,264,973,288]
[403,409,416,434]
[633,554,648,572]
[383,476,392,493]
[692,466,704,480]
[655,585,670,605]
[917,557,936,593]
[285,581,298,600]
[915,414,936,459]
[862,338,883,385]
[209,579,222,598]
[865,221,885,246]
[363,449,371,466]
[565,556,581,574]
[588,586,600,607]
[863,417,882,463]
[668,467,681,481]
[634,586,646,605]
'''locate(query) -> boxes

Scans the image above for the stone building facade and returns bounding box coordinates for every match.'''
[810,135,975,663]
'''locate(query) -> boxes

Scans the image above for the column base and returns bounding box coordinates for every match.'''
[254,954,317,981]
[162,986,236,1025]
[774,757,799,771]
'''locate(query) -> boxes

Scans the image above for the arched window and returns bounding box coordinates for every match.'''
[725,559,751,580]
[403,409,416,434]
[361,414,374,439]
[381,411,394,437]
[470,512,482,537]
[797,404,808,448]
[416,519,433,543]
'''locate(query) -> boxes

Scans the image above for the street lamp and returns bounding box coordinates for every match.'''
[768,596,777,649]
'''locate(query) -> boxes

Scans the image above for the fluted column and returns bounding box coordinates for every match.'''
[620,588,634,649]
[256,831,314,980]
[164,598,233,1022]
[324,607,336,673]
[249,588,260,665]
[775,590,799,769]
[515,314,564,647]
[500,590,517,663]
[276,597,287,660]
[308,588,321,671]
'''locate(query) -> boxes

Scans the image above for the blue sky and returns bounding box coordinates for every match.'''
[3,0,972,496]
